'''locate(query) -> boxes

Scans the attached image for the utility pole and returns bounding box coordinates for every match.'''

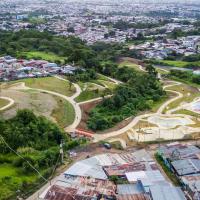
[60,139,64,164]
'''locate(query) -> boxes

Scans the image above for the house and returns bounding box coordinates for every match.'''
[149,185,186,200]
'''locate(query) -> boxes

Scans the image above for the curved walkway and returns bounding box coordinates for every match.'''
[11,77,82,132]
[93,80,185,142]
[0,96,15,111]
[157,81,182,114]
[4,74,191,143]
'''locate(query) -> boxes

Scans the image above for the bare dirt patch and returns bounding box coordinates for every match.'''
[77,100,101,132]
[0,89,57,120]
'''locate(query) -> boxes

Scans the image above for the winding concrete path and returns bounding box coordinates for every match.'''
[11,76,82,132]
[157,81,182,114]
[0,96,15,111]
[93,80,185,142]
[4,73,190,143]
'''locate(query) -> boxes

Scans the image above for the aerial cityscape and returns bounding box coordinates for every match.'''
[0,0,200,200]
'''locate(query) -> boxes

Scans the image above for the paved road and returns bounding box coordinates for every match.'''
[0,96,15,111]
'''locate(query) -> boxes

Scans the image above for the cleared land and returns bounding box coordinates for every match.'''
[18,51,66,64]
[0,88,75,128]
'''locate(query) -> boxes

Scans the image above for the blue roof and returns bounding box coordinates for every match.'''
[150,185,186,200]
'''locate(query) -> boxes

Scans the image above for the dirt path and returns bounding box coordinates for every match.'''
[0,96,15,111]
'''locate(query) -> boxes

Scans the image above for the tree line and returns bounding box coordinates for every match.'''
[87,65,164,131]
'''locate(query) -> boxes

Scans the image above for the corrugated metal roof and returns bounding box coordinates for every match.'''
[125,170,165,183]
[149,185,186,200]
[117,184,144,195]
[182,174,200,192]
[64,161,107,180]
[159,143,200,160]
[171,159,200,176]
[117,194,150,200]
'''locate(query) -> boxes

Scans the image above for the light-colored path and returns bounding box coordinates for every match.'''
[78,94,113,105]
[157,81,182,114]
[93,81,184,142]
[98,74,122,85]
[11,76,82,132]
[0,96,15,111]
[138,65,146,72]
[53,76,82,132]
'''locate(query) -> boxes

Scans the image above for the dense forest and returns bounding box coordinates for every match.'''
[0,30,139,67]
[169,69,200,85]
[0,30,164,131]
[0,109,85,199]
[88,65,165,131]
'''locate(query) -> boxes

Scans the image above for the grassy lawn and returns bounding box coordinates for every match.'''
[0,98,9,108]
[97,74,115,82]
[119,61,142,71]
[18,77,75,96]
[75,90,103,102]
[151,94,169,112]
[158,60,200,68]
[75,74,116,102]
[156,68,169,75]
[164,84,200,112]
[18,51,66,64]
[174,109,200,118]
[99,80,117,90]
[0,163,39,200]
[51,96,75,128]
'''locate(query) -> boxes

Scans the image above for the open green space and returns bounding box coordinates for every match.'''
[164,84,200,112]
[156,68,169,75]
[174,109,200,118]
[18,51,66,64]
[0,163,41,200]
[17,77,75,97]
[28,17,46,25]
[157,60,200,68]
[87,66,164,131]
[119,61,142,71]
[75,74,116,103]
[51,96,75,128]
[75,90,105,103]
[99,80,117,90]
[0,98,9,108]
[0,109,85,199]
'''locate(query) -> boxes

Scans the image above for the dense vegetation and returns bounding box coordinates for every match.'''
[113,20,170,31]
[0,30,164,131]
[88,65,164,131]
[169,69,200,85]
[0,109,85,199]
[0,30,98,67]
